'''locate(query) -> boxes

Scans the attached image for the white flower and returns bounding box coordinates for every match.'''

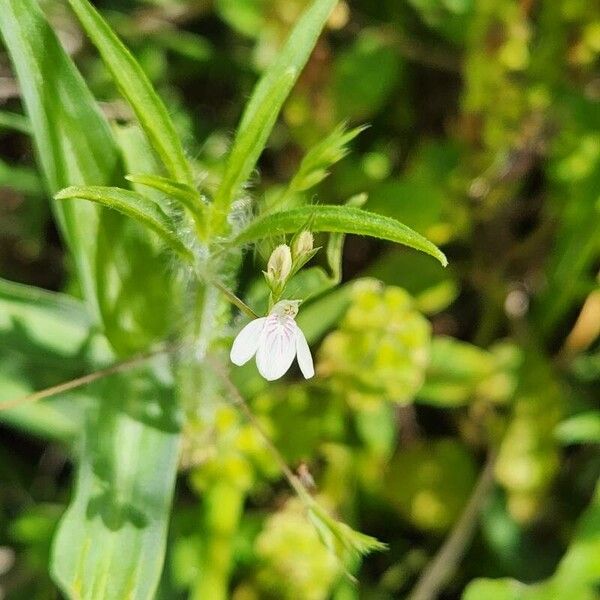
[230,300,314,381]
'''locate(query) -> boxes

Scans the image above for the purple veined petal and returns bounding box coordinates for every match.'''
[255,315,298,381]
[230,317,267,366]
[295,327,314,379]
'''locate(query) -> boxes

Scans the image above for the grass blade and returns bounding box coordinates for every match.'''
[211,0,338,231]
[66,0,195,188]
[0,0,122,316]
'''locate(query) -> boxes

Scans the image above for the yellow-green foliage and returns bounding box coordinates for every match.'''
[385,439,478,532]
[318,280,431,403]
[253,498,341,600]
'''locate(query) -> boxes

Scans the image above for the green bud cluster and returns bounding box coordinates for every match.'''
[318,280,431,403]
[184,405,276,493]
[264,231,318,308]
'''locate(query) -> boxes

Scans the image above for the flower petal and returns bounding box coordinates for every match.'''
[256,315,298,381]
[230,317,267,366]
[295,327,314,379]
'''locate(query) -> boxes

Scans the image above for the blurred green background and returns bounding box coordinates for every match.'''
[0,0,599,598]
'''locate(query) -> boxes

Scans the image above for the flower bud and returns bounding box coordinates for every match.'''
[291,231,314,259]
[267,244,292,284]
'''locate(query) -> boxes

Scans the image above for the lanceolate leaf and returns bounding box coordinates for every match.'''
[212,69,296,229]
[56,186,194,262]
[233,205,448,267]
[211,0,338,230]
[0,110,31,134]
[126,173,206,225]
[289,123,368,194]
[65,0,196,188]
[0,0,121,317]
[2,5,184,600]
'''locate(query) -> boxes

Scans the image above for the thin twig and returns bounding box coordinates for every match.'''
[206,355,309,500]
[211,279,260,319]
[0,344,170,412]
[407,452,497,600]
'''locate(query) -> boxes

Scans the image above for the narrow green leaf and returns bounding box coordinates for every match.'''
[233,205,448,267]
[265,124,367,214]
[289,123,368,194]
[212,69,296,230]
[0,0,122,316]
[56,186,194,262]
[0,110,31,134]
[126,173,206,225]
[237,0,337,134]
[65,0,195,188]
[211,0,338,230]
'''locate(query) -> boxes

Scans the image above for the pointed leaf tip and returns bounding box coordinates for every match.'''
[233,205,448,267]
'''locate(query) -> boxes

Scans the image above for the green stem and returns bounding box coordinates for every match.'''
[177,279,243,600]
[211,279,260,319]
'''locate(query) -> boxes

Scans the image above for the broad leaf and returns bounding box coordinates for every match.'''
[55,186,194,262]
[51,367,181,600]
[211,0,338,230]
[233,205,448,266]
[65,0,195,188]
[0,278,91,441]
